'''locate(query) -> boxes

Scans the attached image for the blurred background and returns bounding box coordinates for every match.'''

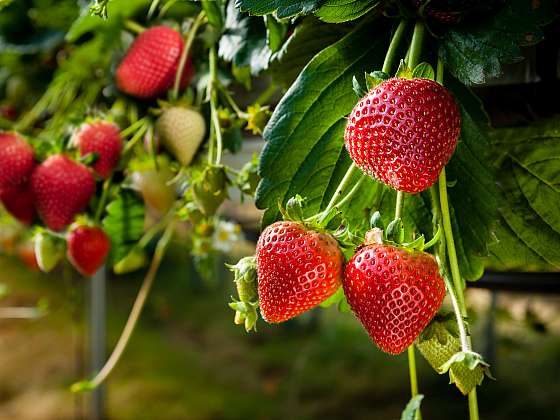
[1,1,560,419]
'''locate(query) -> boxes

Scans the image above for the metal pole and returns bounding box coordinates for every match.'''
[90,266,106,420]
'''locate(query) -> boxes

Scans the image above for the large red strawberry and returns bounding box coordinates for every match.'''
[0,132,35,190]
[116,26,193,99]
[344,243,445,354]
[0,185,36,225]
[256,221,344,323]
[74,121,123,179]
[31,155,96,231]
[345,78,460,194]
[67,225,111,276]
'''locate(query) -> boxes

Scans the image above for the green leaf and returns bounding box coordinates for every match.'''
[264,15,286,53]
[269,17,351,87]
[66,0,150,42]
[400,395,424,420]
[102,190,145,265]
[352,75,367,97]
[314,0,380,23]
[256,19,389,226]
[439,0,550,85]
[411,62,434,79]
[444,76,498,281]
[235,0,323,18]
[490,125,560,270]
[218,0,271,75]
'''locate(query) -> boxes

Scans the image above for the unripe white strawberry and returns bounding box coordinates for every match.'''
[156,107,206,166]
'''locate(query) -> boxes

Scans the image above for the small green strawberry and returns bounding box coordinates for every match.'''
[227,256,259,332]
[113,248,147,274]
[191,165,229,216]
[416,314,488,395]
[156,107,206,166]
[34,231,65,273]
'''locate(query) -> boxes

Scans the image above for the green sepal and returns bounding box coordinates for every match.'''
[229,300,259,332]
[395,59,413,79]
[365,70,390,90]
[400,394,424,420]
[352,75,367,98]
[369,210,384,230]
[439,350,493,377]
[237,155,260,197]
[411,62,435,80]
[319,287,351,313]
[386,217,404,243]
[80,152,99,166]
[284,195,305,222]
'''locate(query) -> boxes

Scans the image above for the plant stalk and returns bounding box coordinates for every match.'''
[382,20,408,74]
[408,21,425,69]
[172,11,206,100]
[72,221,175,391]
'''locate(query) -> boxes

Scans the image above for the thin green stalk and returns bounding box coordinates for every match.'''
[209,46,223,165]
[255,83,279,106]
[124,20,145,34]
[394,190,404,220]
[407,347,422,420]
[122,121,149,156]
[219,86,248,119]
[382,20,408,74]
[324,163,356,214]
[94,177,112,223]
[172,11,206,100]
[332,176,365,208]
[408,21,425,69]
[71,221,175,392]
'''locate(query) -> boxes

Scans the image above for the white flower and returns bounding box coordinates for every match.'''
[212,221,244,253]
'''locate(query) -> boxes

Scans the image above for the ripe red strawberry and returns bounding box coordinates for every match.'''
[116,26,193,99]
[344,244,445,354]
[31,155,96,231]
[0,132,35,190]
[67,225,111,276]
[256,221,344,323]
[0,185,36,225]
[74,121,123,179]
[345,78,460,194]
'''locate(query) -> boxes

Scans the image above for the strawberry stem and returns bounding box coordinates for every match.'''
[324,163,357,214]
[172,11,206,101]
[408,21,425,69]
[71,220,175,392]
[394,190,404,220]
[209,46,223,165]
[435,57,480,420]
[124,20,145,35]
[94,177,112,223]
[407,347,422,420]
[382,20,408,74]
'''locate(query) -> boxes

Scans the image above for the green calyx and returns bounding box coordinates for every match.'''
[364,210,441,252]
[226,256,259,333]
[191,164,229,216]
[416,315,493,395]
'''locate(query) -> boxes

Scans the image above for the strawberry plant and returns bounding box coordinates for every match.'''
[0,0,559,418]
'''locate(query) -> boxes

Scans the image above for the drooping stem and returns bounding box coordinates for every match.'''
[94,177,112,223]
[124,20,145,35]
[332,176,365,209]
[408,21,425,69]
[172,11,206,100]
[438,168,466,314]
[71,221,175,392]
[255,83,279,106]
[394,190,404,220]
[382,20,408,74]
[324,163,357,215]
[407,347,422,420]
[209,46,223,165]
